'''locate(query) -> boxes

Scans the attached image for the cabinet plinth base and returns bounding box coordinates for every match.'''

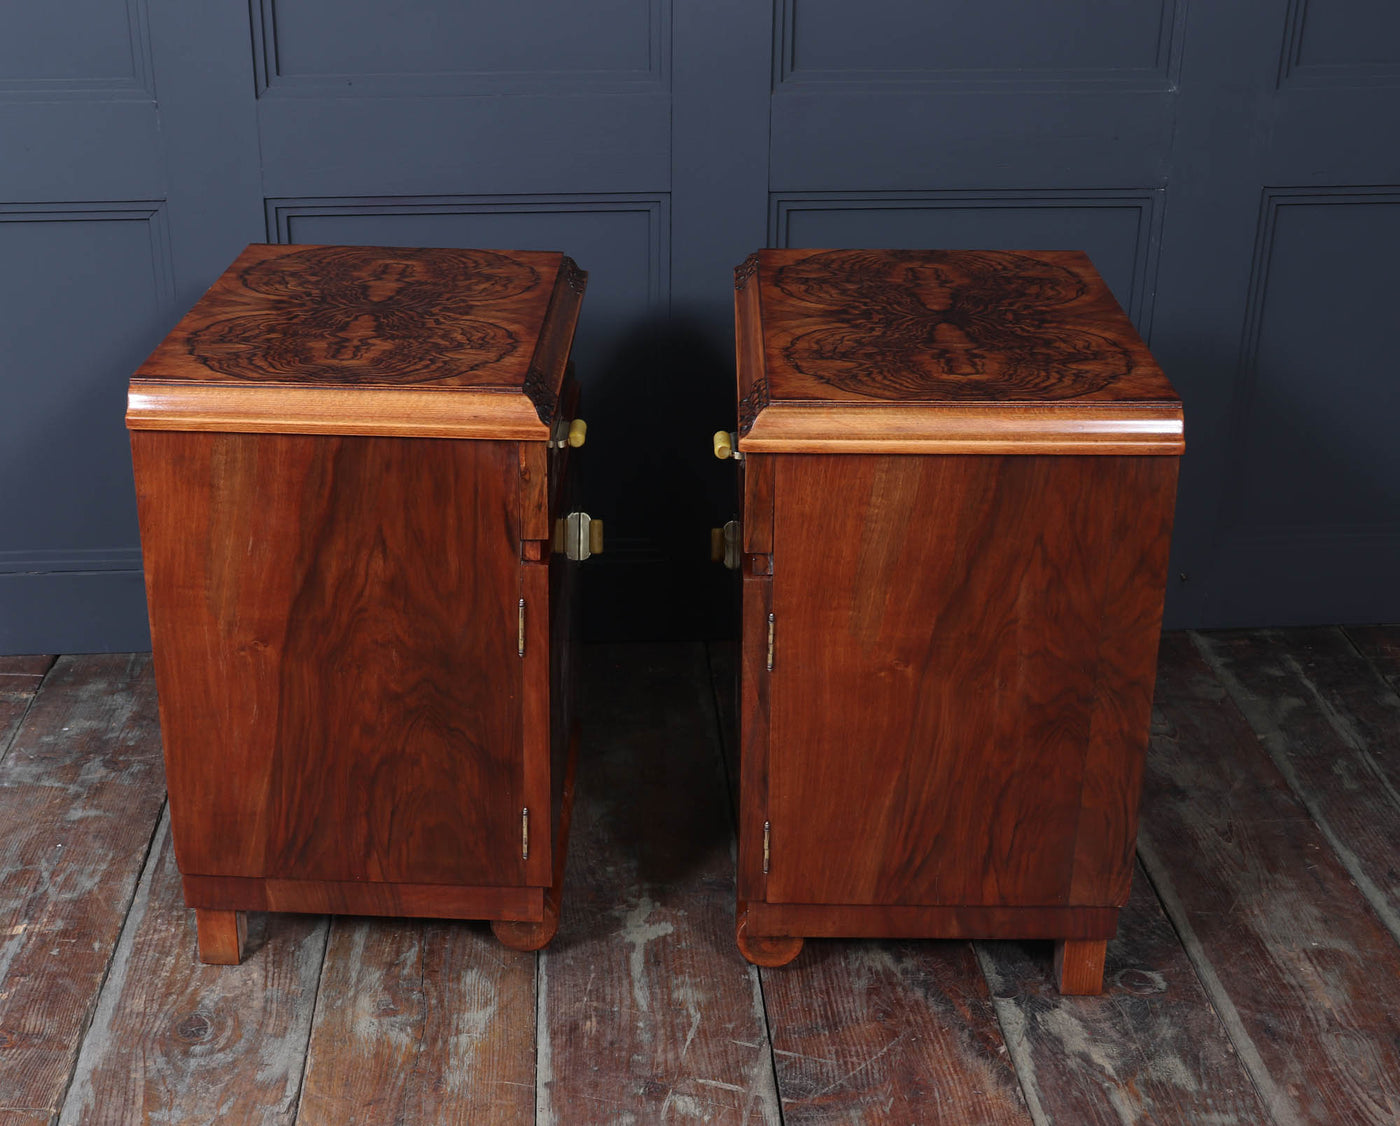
[195,908,247,965]
[740,899,1117,992]
[1054,938,1108,995]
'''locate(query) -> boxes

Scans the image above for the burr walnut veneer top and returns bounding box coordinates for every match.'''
[734,248,1182,455]
[127,243,585,440]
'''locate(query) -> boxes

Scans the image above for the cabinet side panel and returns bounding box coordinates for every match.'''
[1070,457,1178,905]
[737,565,773,901]
[768,454,1135,908]
[521,557,553,886]
[132,431,524,887]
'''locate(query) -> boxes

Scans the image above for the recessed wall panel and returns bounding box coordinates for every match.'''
[0,206,171,572]
[0,0,151,96]
[779,0,1176,85]
[1228,191,1400,536]
[255,0,666,93]
[1281,0,1400,84]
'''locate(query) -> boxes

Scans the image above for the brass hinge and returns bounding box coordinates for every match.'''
[522,807,530,860]
[762,820,771,875]
[766,613,776,672]
[517,598,526,658]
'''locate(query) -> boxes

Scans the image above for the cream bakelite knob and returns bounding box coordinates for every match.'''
[713,430,734,460]
[588,518,604,556]
[568,419,587,448]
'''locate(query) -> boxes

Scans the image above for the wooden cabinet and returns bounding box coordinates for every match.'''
[127,244,589,963]
[725,249,1183,994]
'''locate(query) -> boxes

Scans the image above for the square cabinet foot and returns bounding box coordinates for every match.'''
[1055,938,1107,995]
[195,909,248,965]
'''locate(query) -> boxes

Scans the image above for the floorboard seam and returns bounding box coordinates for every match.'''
[534,948,547,1126]
[972,942,1049,1126]
[1342,626,1400,693]
[0,656,58,770]
[703,643,785,1124]
[1134,835,1297,1126]
[54,796,169,1124]
[1191,630,1400,948]
[287,918,333,1124]
[753,967,786,1126]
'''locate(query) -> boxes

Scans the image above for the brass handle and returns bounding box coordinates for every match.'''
[568,419,587,448]
[711,520,741,570]
[556,512,601,560]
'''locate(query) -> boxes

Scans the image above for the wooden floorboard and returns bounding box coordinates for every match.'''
[1138,633,1400,1125]
[537,643,781,1125]
[764,939,1032,1125]
[706,642,1032,1126]
[3,631,1399,1123]
[0,655,167,1123]
[1195,628,1400,944]
[1345,625,1400,691]
[58,814,328,1125]
[0,655,54,763]
[977,860,1269,1125]
[294,916,535,1125]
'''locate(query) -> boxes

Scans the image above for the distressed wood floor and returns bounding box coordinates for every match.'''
[1,629,1398,1124]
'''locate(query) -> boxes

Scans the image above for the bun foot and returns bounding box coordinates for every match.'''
[492,896,559,952]
[1055,938,1107,995]
[195,909,247,965]
[736,904,803,967]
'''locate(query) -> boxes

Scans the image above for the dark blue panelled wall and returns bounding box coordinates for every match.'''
[2,0,1398,650]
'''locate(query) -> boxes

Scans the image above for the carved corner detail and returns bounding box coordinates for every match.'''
[734,253,760,292]
[738,376,769,436]
[561,256,587,296]
[523,365,559,424]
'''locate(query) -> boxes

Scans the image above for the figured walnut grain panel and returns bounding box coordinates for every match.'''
[766,454,1171,911]
[132,430,524,888]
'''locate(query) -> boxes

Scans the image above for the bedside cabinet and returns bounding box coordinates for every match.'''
[127,243,593,963]
[720,249,1182,994]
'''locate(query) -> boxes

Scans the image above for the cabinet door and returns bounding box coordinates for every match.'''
[764,453,1174,908]
[136,432,527,888]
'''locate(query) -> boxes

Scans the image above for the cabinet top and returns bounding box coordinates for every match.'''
[734,249,1182,455]
[127,243,585,440]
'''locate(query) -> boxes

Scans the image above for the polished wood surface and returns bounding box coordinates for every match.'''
[748,902,1120,940]
[763,453,1175,910]
[1053,939,1108,996]
[133,431,526,889]
[182,875,544,923]
[732,249,1181,993]
[734,248,1182,454]
[195,908,247,966]
[128,243,584,438]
